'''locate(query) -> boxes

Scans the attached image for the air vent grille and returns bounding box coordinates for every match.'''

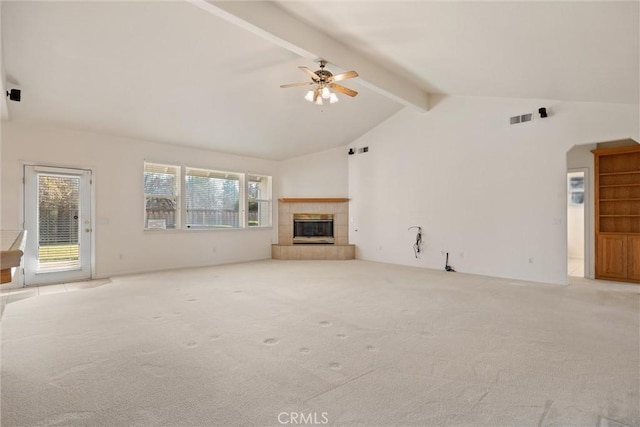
[510,113,533,125]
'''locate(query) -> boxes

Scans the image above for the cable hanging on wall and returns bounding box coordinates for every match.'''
[408,226,423,258]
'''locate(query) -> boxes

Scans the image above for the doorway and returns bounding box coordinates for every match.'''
[567,169,586,277]
[23,165,92,285]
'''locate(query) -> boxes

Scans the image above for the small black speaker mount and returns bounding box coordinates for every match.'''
[538,107,547,118]
[6,89,21,102]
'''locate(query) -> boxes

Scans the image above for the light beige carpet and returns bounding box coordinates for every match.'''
[1,260,638,426]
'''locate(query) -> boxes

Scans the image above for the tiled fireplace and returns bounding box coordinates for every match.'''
[271,198,355,260]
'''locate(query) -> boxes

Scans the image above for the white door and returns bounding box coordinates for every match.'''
[24,166,92,285]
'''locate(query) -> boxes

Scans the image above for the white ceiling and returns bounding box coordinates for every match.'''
[278,1,639,104]
[0,1,403,160]
[1,1,638,160]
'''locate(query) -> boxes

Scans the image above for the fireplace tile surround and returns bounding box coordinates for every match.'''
[271,198,355,260]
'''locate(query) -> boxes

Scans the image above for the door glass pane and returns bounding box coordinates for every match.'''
[37,174,81,271]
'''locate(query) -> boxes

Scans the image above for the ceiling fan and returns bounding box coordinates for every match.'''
[280,60,358,105]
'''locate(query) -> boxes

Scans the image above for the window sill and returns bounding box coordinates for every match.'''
[144,226,273,233]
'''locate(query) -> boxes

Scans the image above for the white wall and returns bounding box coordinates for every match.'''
[0,4,8,121]
[278,146,348,197]
[567,143,597,170]
[1,122,278,279]
[348,96,639,285]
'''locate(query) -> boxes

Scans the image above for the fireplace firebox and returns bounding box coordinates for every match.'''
[293,213,334,244]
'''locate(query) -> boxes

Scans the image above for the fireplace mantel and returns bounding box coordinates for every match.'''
[279,198,349,203]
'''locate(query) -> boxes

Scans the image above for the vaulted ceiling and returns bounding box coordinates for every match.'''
[1,1,638,160]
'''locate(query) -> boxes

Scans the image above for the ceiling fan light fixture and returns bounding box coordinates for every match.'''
[304,90,315,102]
[282,61,359,106]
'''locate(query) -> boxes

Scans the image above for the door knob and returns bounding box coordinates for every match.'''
[85,228,92,232]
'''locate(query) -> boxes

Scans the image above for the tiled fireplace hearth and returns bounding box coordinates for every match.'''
[272,198,355,260]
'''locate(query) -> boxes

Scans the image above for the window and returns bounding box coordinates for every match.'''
[248,174,272,227]
[568,175,584,205]
[144,163,180,229]
[143,162,272,231]
[185,168,243,229]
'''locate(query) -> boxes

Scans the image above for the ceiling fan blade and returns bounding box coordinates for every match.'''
[280,82,314,88]
[331,70,358,82]
[313,89,320,103]
[330,84,358,97]
[299,66,320,80]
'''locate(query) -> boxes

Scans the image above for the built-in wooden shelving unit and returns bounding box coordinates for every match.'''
[593,144,640,283]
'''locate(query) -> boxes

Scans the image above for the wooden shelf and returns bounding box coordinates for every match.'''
[601,198,640,201]
[279,198,349,203]
[599,183,640,188]
[600,171,640,176]
[600,215,640,217]
[598,232,640,235]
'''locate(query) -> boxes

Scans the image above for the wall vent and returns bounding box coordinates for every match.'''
[510,113,533,125]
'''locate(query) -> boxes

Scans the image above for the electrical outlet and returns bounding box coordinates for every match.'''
[441,250,445,256]
[213,247,217,253]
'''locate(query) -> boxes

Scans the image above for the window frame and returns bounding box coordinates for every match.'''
[143,162,181,230]
[247,174,273,228]
[184,167,245,230]
[143,162,272,232]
